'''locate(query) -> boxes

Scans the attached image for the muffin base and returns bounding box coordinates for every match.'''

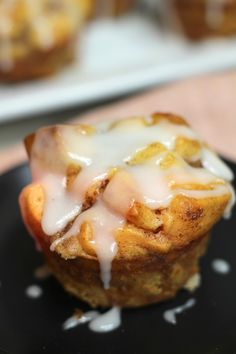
[39,233,209,308]
[0,39,76,82]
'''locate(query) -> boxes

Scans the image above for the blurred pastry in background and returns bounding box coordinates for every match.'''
[112,0,136,16]
[0,0,83,82]
[76,0,94,20]
[169,0,236,40]
[82,0,136,19]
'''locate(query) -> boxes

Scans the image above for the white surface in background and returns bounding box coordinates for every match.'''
[1,15,236,122]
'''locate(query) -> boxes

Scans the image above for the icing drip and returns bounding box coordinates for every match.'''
[163,298,196,325]
[41,174,81,235]
[54,200,124,289]
[201,147,233,182]
[30,118,235,289]
[223,184,235,219]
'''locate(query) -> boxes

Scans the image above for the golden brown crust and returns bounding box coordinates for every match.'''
[19,169,229,307]
[171,0,236,40]
[34,230,210,307]
[0,0,80,81]
[20,182,210,307]
[79,0,135,19]
[20,181,229,261]
[112,0,135,16]
[76,0,95,20]
[19,113,232,307]
[0,38,76,82]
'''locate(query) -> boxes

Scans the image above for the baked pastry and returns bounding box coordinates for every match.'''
[80,0,135,19]
[112,0,135,16]
[19,113,235,307]
[76,0,95,19]
[0,0,82,82]
[169,0,236,40]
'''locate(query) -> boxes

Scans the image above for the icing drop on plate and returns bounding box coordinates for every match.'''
[62,307,121,333]
[211,258,231,274]
[25,285,43,299]
[63,311,99,330]
[89,307,121,333]
[163,298,196,325]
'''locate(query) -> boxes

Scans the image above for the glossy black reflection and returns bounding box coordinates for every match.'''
[0,162,236,354]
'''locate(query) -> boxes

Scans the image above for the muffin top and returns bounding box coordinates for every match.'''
[0,0,81,71]
[22,113,235,288]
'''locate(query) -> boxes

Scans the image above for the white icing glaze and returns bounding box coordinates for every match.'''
[53,199,124,289]
[41,174,81,235]
[129,164,173,208]
[63,311,99,330]
[223,184,235,219]
[211,258,231,274]
[102,169,141,214]
[89,307,121,333]
[201,148,234,182]
[176,183,231,200]
[163,298,196,325]
[30,118,235,289]
[61,120,199,168]
[25,284,43,299]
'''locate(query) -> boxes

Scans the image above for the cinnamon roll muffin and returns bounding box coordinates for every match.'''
[0,0,82,81]
[169,0,236,40]
[112,0,135,16]
[19,113,235,307]
[79,0,135,19]
[76,0,94,19]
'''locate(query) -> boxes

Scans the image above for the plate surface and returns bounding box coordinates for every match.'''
[0,163,236,354]
[1,15,236,122]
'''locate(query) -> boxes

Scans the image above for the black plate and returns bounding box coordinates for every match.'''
[0,163,236,354]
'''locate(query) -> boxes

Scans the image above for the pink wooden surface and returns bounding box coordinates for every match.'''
[0,70,236,175]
